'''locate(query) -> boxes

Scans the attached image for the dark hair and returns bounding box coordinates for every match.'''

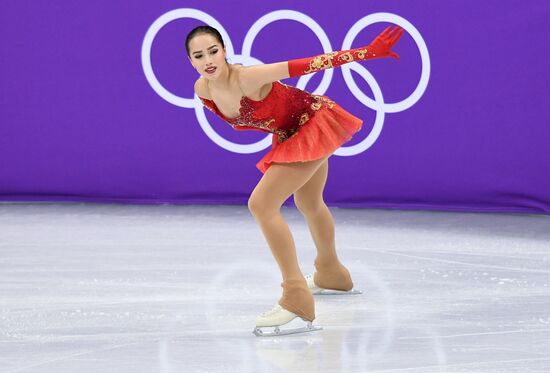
[185,25,225,57]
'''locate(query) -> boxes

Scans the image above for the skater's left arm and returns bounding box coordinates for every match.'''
[238,62,289,91]
[239,25,404,88]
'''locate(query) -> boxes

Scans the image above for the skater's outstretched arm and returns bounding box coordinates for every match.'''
[239,25,404,88]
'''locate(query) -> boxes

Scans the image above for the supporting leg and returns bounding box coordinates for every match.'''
[248,156,329,329]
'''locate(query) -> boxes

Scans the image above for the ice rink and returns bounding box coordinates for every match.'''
[1,203,549,372]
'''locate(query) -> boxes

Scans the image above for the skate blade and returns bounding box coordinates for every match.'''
[253,320,322,337]
[313,288,362,295]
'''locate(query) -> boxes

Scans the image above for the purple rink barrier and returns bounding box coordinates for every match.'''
[1,1,549,214]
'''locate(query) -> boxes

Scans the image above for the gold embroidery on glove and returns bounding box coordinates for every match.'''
[355,48,369,59]
[337,52,354,63]
[304,52,338,74]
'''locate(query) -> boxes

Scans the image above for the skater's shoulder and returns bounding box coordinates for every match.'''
[194,77,211,100]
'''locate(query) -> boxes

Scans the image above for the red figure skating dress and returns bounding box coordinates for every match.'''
[199,81,363,173]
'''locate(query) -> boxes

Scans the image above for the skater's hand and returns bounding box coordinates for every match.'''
[367,25,404,59]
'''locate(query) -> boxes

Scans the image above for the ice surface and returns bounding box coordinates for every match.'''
[1,203,549,372]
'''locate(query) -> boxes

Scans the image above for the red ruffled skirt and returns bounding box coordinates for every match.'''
[256,103,363,173]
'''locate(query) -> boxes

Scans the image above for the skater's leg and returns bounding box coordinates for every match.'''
[294,159,353,292]
[249,156,330,324]
[293,159,338,266]
[248,156,329,283]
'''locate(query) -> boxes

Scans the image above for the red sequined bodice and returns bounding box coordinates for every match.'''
[199,81,335,143]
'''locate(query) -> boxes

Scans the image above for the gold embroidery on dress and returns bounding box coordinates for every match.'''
[311,101,322,111]
[201,82,337,145]
[310,96,335,111]
[275,126,301,143]
[298,113,309,126]
[233,118,275,131]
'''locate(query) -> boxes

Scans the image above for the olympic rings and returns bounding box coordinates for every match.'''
[141,9,430,156]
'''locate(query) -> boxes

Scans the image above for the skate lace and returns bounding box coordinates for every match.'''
[260,304,282,317]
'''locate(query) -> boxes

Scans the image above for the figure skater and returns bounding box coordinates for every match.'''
[185,24,403,336]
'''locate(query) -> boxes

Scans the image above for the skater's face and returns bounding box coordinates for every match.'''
[188,33,227,79]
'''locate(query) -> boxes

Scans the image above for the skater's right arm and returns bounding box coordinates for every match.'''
[194,77,211,100]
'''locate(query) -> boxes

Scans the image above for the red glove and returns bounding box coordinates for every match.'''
[288,25,404,78]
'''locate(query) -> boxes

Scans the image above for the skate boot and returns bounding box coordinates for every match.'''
[253,279,322,337]
[305,259,362,295]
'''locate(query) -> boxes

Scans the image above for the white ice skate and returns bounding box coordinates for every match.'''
[305,274,362,295]
[253,304,322,337]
